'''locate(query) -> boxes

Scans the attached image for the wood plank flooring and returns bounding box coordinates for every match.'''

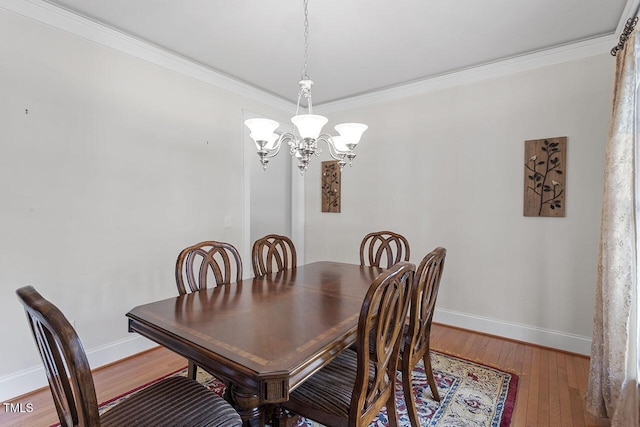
[0,324,610,426]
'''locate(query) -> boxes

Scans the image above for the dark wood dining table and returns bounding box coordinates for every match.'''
[126,261,383,426]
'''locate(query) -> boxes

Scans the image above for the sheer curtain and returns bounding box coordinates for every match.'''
[586,26,640,426]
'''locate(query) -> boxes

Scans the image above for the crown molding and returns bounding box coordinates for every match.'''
[316,34,616,114]
[617,0,640,34]
[1,0,619,115]
[0,0,295,112]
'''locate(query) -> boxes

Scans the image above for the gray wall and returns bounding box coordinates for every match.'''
[0,8,286,399]
[245,110,293,245]
[305,54,613,353]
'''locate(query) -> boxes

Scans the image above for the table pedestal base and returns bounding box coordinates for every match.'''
[229,384,266,427]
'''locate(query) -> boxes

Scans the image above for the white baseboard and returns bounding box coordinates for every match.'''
[434,308,592,356]
[0,335,157,402]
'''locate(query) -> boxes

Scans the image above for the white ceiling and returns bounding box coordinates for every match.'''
[40,0,635,105]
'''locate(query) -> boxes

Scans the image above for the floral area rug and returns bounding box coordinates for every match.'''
[82,351,518,427]
[291,351,518,427]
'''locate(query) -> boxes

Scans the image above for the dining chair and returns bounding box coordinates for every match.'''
[175,240,242,379]
[283,261,415,427]
[175,240,243,294]
[16,285,242,427]
[359,231,410,268]
[402,247,447,427]
[251,234,297,276]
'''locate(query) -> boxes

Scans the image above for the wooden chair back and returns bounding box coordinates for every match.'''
[251,234,297,276]
[359,231,410,268]
[405,247,446,360]
[16,286,100,427]
[17,286,243,427]
[402,247,446,426]
[351,261,414,425]
[175,241,243,294]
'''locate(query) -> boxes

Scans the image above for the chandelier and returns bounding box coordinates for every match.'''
[244,0,367,175]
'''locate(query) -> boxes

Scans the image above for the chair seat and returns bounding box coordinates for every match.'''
[101,375,241,427]
[288,350,375,423]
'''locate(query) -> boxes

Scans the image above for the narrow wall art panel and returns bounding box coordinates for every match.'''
[523,136,566,217]
[321,160,341,213]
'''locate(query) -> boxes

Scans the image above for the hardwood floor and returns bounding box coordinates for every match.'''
[429,325,609,427]
[1,324,610,427]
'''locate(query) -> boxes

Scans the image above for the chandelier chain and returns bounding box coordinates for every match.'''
[302,0,309,80]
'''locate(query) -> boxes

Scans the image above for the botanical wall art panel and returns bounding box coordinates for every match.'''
[321,160,341,213]
[523,136,566,217]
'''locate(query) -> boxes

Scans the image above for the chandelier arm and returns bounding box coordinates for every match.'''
[265,133,296,159]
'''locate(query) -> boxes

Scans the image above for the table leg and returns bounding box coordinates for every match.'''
[229,384,266,427]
